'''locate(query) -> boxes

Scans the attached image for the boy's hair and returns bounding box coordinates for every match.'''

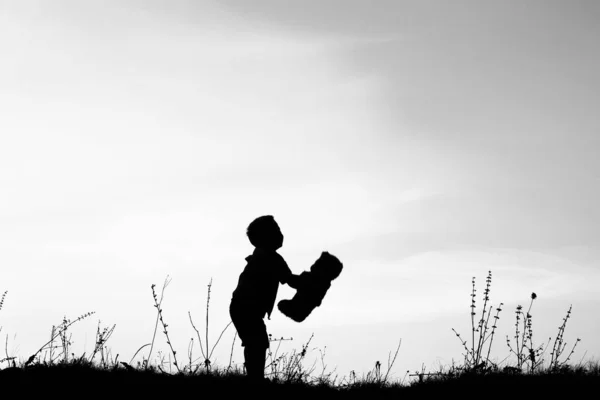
[247,215,280,248]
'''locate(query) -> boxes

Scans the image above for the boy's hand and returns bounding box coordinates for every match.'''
[286,273,301,289]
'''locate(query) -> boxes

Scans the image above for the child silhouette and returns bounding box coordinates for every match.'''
[229,215,300,380]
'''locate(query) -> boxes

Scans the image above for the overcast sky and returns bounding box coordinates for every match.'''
[1,0,599,377]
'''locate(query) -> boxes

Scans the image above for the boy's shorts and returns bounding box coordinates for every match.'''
[229,300,269,349]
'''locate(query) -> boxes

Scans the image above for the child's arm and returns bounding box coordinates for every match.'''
[286,271,311,290]
[275,253,302,289]
[286,273,302,289]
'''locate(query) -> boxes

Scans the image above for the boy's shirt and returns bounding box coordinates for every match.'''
[231,248,292,319]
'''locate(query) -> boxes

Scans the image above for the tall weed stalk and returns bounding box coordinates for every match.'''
[452,271,503,371]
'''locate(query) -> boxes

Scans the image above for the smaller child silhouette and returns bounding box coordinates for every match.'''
[277,251,343,322]
[229,215,300,381]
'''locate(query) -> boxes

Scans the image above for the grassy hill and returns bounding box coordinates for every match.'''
[1,273,599,398]
[1,360,598,398]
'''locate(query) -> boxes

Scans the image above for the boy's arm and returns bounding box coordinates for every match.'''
[286,273,302,289]
[276,255,305,290]
[287,271,311,290]
[276,253,296,287]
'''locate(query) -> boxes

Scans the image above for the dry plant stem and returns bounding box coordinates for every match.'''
[208,321,232,361]
[205,279,211,367]
[0,291,4,349]
[316,347,328,379]
[150,279,180,372]
[550,305,571,365]
[60,321,73,363]
[60,317,67,363]
[549,305,581,370]
[515,306,522,362]
[523,298,534,353]
[290,334,313,381]
[507,308,524,368]
[90,321,116,363]
[188,311,207,361]
[561,339,582,367]
[470,277,476,362]
[4,334,9,362]
[228,332,237,370]
[267,337,285,376]
[129,343,151,365]
[266,335,293,377]
[187,338,194,373]
[0,291,7,312]
[452,328,470,365]
[477,305,492,363]
[502,294,579,373]
[475,272,492,365]
[25,311,95,366]
[512,297,535,367]
[522,297,538,371]
[383,339,402,382]
[148,275,171,366]
[0,355,16,365]
[485,304,503,364]
[187,279,233,371]
[48,326,56,364]
[453,271,502,370]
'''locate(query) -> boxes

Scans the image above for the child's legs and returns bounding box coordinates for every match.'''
[244,345,266,380]
[229,300,269,378]
[241,322,268,379]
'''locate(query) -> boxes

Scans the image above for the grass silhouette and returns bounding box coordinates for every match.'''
[0,274,599,397]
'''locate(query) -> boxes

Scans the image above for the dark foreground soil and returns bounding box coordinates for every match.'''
[1,364,598,399]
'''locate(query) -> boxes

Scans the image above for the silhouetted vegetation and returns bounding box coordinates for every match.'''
[1,273,599,397]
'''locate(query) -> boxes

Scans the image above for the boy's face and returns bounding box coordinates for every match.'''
[268,226,284,250]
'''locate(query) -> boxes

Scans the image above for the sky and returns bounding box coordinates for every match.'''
[1,0,599,379]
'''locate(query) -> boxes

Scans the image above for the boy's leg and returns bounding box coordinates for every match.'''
[238,313,268,380]
[244,345,266,380]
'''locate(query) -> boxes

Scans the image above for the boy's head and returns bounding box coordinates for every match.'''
[310,251,343,281]
[247,215,284,250]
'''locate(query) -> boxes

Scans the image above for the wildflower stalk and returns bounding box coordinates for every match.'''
[549,305,581,371]
[228,332,237,371]
[205,279,211,369]
[148,275,171,366]
[150,278,180,373]
[475,272,492,365]
[470,277,476,364]
[0,291,7,312]
[25,311,95,366]
[188,278,232,372]
[0,291,7,341]
[485,303,503,364]
[453,271,502,371]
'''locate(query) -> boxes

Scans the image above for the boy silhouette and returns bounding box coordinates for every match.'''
[229,215,300,380]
